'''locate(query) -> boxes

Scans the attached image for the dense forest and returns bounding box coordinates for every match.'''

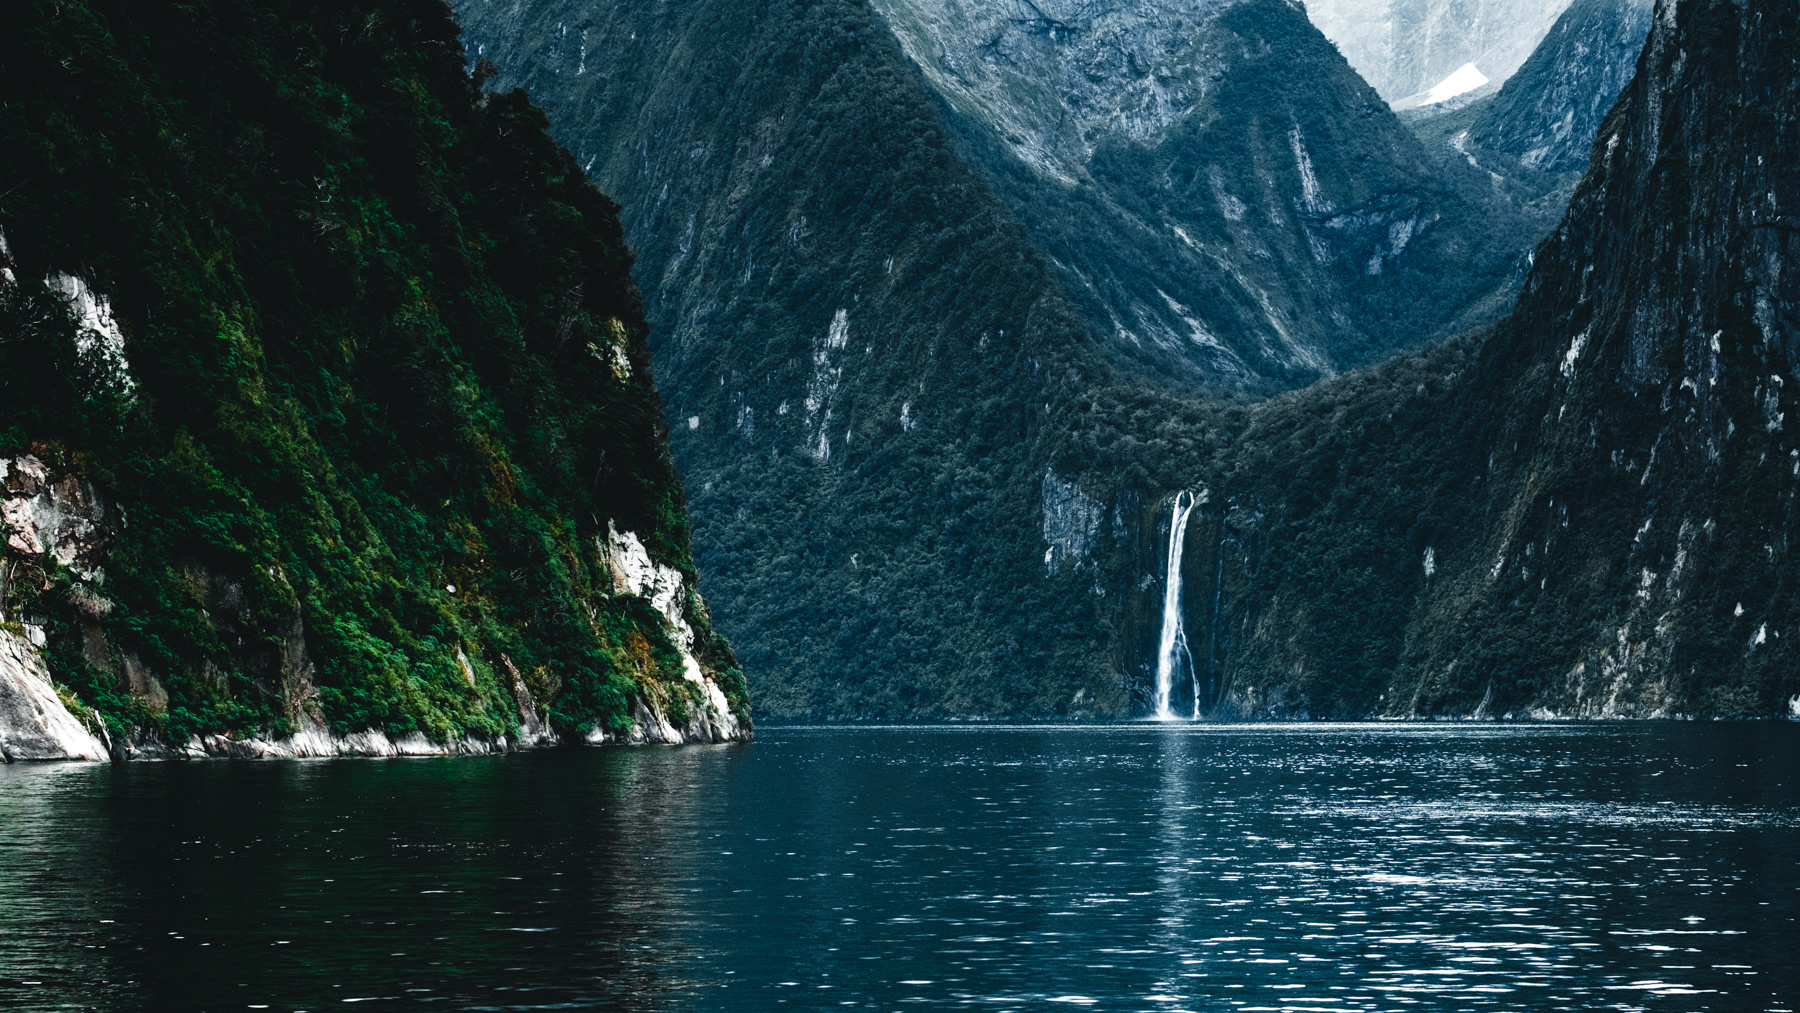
[0,0,746,754]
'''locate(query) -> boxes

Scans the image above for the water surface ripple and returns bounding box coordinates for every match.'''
[1,724,1795,1012]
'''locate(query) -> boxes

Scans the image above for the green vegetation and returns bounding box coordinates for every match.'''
[0,0,745,744]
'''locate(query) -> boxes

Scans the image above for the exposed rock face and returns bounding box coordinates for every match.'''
[867,0,1238,182]
[0,631,109,762]
[598,521,750,743]
[1304,0,1573,102]
[1,454,110,583]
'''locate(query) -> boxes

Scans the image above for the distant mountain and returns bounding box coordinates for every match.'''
[1304,0,1573,102]
[875,0,1538,386]
[1402,0,1654,225]
[1103,0,1800,719]
[1466,0,1656,175]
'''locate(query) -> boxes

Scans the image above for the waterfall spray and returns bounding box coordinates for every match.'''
[1154,491,1199,720]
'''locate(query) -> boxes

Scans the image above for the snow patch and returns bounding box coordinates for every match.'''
[1419,63,1490,106]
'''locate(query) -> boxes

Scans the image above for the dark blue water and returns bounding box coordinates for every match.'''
[1,724,1796,1012]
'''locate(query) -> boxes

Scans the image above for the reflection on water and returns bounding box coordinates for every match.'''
[1,724,1796,1012]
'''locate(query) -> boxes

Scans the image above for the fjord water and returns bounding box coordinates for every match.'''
[2,726,1796,1012]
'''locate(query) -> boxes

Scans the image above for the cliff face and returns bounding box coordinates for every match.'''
[1134,0,1800,719]
[0,0,748,760]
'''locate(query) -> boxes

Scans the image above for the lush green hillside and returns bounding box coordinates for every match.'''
[0,0,747,754]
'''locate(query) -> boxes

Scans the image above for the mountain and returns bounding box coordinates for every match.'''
[0,0,748,761]
[872,0,1537,387]
[452,0,1125,719]
[1404,0,1656,221]
[450,0,1552,718]
[1105,0,1800,718]
[1304,0,1573,103]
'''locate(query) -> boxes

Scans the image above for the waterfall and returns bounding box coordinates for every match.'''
[1154,491,1199,721]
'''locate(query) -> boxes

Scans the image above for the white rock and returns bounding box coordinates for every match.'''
[599,521,747,742]
[45,273,135,395]
[0,630,110,762]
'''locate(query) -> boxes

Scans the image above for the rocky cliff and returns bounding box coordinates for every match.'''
[0,0,748,759]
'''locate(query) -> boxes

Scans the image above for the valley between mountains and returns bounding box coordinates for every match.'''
[1,0,1795,761]
[452,0,1794,721]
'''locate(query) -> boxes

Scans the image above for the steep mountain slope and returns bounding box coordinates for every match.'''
[1113,0,1800,719]
[453,0,1133,718]
[1465,0,1655,174]
[1406,0,1655,221]
[0,0,748,759]
[451,0,1552,718]
[873,0,1537,386]
[1304,0,1572,102]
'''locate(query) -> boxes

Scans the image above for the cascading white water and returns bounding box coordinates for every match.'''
[1154,491,1199,720]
